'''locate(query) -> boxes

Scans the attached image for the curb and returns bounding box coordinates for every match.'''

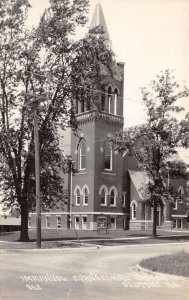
[136,264,189,280]
[0,245,101,253]
[1,241,189,253]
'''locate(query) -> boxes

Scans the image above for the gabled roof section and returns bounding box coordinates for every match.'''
[90,3,112,49]
[128,170,150,200]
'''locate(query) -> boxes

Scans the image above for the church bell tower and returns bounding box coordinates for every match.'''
[70,3,126,230]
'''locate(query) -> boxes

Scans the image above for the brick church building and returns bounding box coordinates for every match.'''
[29,4,189,231]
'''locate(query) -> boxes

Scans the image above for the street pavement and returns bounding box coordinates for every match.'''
[0,242,189,300]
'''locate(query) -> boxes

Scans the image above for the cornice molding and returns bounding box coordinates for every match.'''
[76,109,124,127]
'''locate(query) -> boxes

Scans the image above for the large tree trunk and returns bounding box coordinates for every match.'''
[20,203,30,242]
[153,201,157,238]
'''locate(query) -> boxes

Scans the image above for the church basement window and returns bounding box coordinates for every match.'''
[56,216,61,228]
[75,216,79,230]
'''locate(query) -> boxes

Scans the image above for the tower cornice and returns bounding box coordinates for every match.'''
[76,109,124,127]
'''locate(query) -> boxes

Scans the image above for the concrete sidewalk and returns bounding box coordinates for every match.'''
[0,228,189,250]
[1,228,189,242]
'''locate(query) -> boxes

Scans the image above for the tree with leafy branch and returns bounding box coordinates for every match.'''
[0,0,115,241]
[111,70,189,238]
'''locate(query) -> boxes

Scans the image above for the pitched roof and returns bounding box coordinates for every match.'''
[0,216,21,226]
[90,3,112,48]
[128,170,150,200]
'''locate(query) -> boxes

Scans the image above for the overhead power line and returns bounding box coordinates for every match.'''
[24,70,143,104]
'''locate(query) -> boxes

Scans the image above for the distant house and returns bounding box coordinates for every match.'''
[0,215,21,233]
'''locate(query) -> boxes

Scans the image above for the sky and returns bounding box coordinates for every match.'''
[27,0,189,163]
[27,0,189,125]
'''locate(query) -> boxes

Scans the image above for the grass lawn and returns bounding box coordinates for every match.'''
[0,228,156,242]
[140,252,189,277]
[1,228,189,242]
[0,229,189,249]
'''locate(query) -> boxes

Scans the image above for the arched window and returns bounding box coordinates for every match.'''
[75,97,79,114]
[114,88,118,115]
[83,186,89,206]
[130,200,137,220]
[108,86,112,113]
[74,187,81,206]
[28,216,31,227]
[78,140,87,170]
[101,189,106,206]
[173,198,177,210]
[104,142,112,170]
[122,193,126,207]
[86,100,91,111]
[178,186,184,203]
[110,188,117,206]
[81,99,85,113]
[99,185,108,206]
[132,203,136,219]
[101,86,105,111]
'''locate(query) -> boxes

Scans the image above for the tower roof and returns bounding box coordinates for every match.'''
[90,3,112,48]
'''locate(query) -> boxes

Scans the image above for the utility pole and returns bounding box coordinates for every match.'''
[34,106,41,248]
[67,156,73,230]
[24,93,46,249]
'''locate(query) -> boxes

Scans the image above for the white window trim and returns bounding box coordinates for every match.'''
[108,85,112,114]
[173,218,177,229]
[178,186,184,203]
[178,218,183,229]
[79,140,87,171]
[46,216,50,228]
[173,218,183,229]
[104,143,113,171]
[82,215,87,223]
[173,199,178,210]
[82,185,89,206]
[114,90,117,115]
[82,215,87,229]
[99,185,108,206]
[28,216,31,228]
[130,200,137,220]
[56,216,61,228]
[110,217,117,229]
[122,193,126,207]
[74,186,82,206]
[74,216,80,229]
[108,96,111,113]
[109,186,118,207]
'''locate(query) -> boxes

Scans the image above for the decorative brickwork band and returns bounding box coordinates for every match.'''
[76,109,124,126]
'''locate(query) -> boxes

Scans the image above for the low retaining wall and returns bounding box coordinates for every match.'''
[129,220,153,230]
